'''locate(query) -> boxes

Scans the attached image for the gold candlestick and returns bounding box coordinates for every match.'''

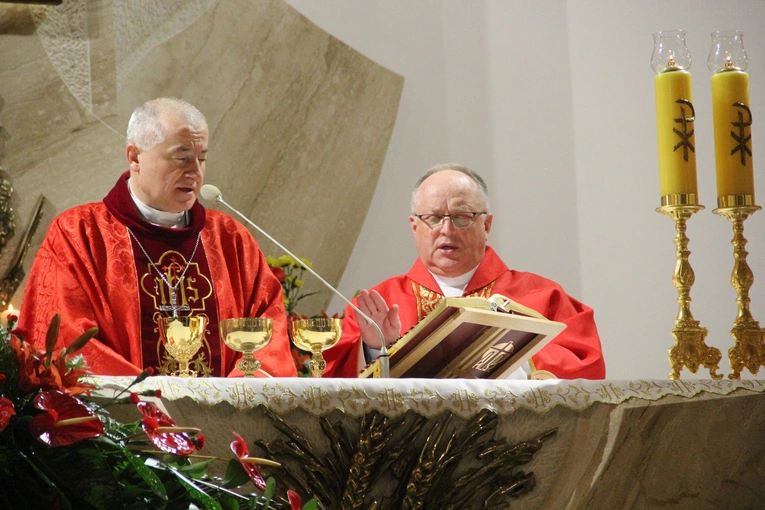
[658,195,722,379]
[713,196,765,379]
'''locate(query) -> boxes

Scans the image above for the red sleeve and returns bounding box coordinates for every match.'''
[497,272,605,379]
[17,211,143,376]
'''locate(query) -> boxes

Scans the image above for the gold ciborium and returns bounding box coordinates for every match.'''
[159,316,207,377]
[290,318,341,378]
[220,318,273,377]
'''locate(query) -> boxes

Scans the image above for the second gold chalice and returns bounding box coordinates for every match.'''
[159,316,207,377]
[220,318,273,377]
[290,318,341,378]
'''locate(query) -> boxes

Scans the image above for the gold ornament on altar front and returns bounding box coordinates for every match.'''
[158,316,206,377]
[290,318,341,378]
[220,317,273,377]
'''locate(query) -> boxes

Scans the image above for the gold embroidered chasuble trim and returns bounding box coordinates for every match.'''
[137,246,214,376]
[412,280,496,321]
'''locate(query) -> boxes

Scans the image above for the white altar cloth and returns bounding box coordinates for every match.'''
[91,375,765,418]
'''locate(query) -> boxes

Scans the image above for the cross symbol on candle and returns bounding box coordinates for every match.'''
[730,102,752,165]
[673,98,696,162]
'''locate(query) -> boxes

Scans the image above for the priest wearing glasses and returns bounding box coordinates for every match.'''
[324,163,605,379]
[17,97,296,377]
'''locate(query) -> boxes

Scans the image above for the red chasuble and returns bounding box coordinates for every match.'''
[18,172,296,377]
[323,247,605,380]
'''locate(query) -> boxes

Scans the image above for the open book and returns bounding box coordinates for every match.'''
[359,294,566,379]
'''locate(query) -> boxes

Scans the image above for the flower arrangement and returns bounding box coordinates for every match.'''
[266,255,318,317]
[266,255,342,377]
[0,314,317,509]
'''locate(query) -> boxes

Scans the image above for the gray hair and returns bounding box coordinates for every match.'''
[126,97,207,151]
[410,163,491,214]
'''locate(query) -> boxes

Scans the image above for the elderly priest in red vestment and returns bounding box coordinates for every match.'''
[324,163,605,380]
[17,97,296,377]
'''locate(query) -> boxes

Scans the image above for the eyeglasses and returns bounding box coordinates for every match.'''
[414,212,487,229]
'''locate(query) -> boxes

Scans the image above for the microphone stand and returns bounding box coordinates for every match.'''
[203,186,389,378]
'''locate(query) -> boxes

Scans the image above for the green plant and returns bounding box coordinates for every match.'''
[0,314,318,510]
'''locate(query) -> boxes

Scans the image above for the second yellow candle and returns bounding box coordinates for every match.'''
[711,69,755,202]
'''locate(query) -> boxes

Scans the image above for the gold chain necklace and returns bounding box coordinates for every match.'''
[127,228,202,317]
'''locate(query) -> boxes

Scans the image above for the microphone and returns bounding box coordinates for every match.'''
[200,184,390,378]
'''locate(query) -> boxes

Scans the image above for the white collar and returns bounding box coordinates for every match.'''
[430,265,480,297]
[127,178,188,228]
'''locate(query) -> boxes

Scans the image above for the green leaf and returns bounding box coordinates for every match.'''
[100,416,141,442]
[15,449,73,510]
[302,498,319,510]
[122,449,168,500]
[265,475,276,499]
[222,459,250,488]
[177,458,214,480]
[30,438,123,509]
[218,493,242,510]
[171,468,223,510]
[162,453,190,467]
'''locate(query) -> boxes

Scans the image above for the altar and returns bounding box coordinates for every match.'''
[96,376,765,509]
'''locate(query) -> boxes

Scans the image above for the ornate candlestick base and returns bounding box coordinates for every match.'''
[713,200,765,379]
[658,199,723,379]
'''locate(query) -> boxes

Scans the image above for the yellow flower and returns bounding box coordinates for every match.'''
[275,255,292,267]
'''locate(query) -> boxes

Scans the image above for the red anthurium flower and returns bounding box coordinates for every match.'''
[29,390,103,446]
[0,373,5,383]
[136,401,195,456]
[287,490,302,510]
[231,432,267,491]
[0,397,15,433]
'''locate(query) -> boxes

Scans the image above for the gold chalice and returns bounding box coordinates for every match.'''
[159,316,206,377]
[220,318,273,377]
[290,318,341,378]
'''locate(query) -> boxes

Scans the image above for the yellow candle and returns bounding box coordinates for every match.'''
[655,69,698,199]
[711,69,755,200]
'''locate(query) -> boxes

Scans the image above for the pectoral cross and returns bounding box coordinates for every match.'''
[159,287,190,317]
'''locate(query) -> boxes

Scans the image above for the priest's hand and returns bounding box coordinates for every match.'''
[355,289,401,349]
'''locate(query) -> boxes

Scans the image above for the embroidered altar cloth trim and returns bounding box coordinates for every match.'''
[91,376,765,419]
